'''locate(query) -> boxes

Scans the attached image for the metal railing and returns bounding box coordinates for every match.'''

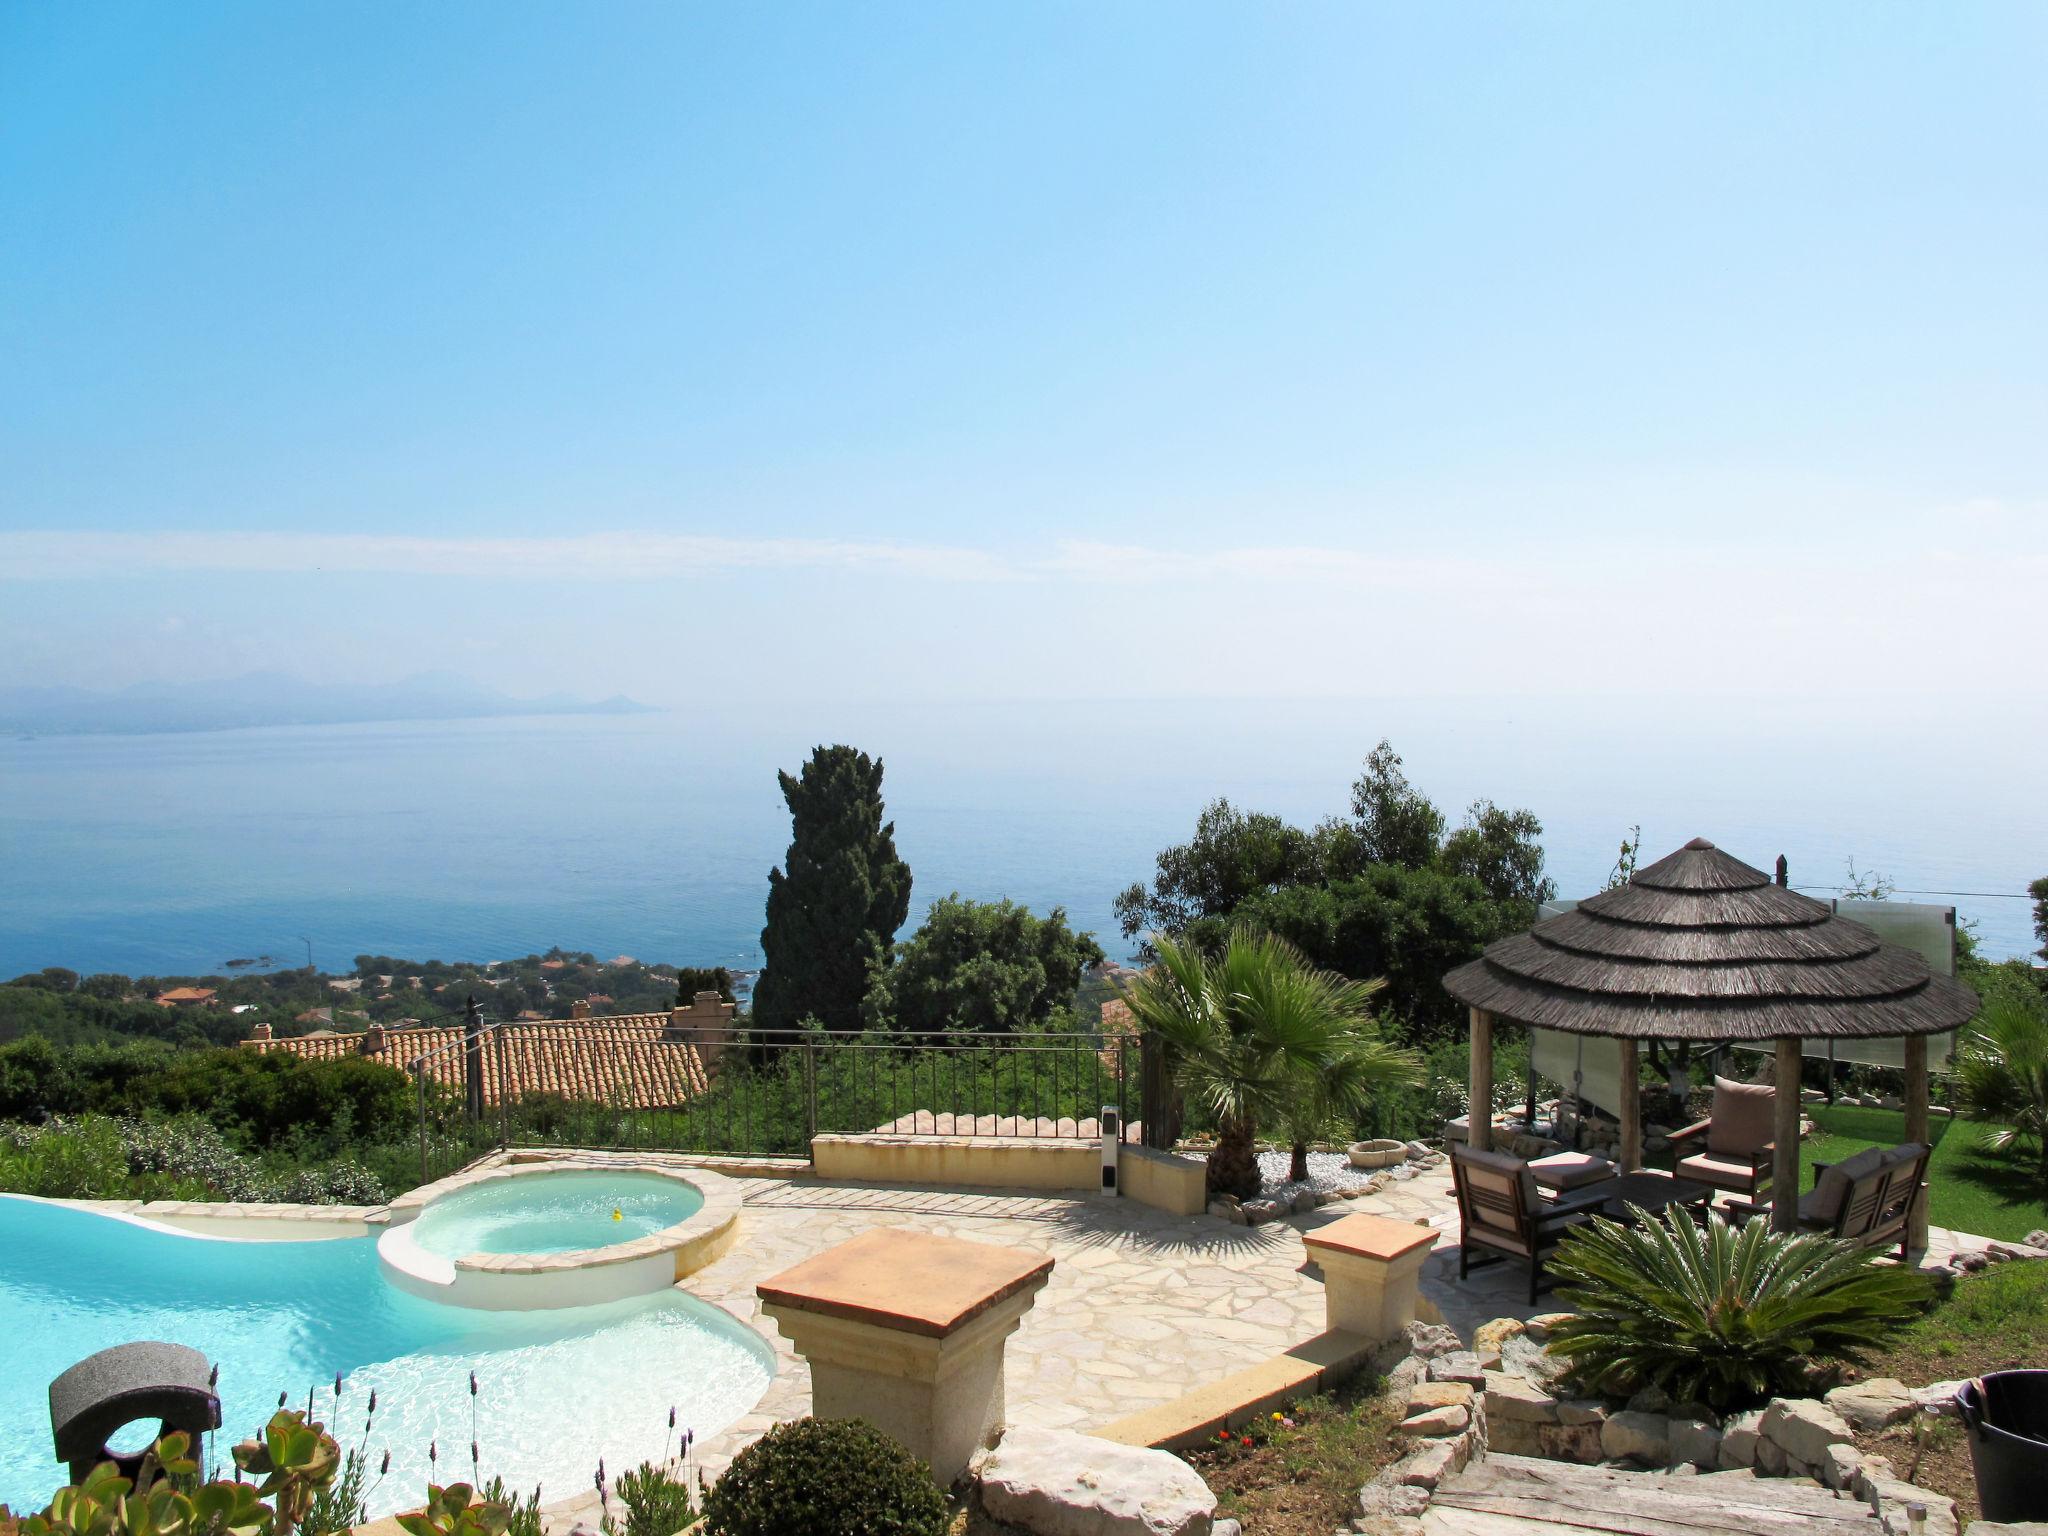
[408,1022,1138,1190]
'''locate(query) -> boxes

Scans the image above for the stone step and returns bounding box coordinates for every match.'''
[1425,1453,1881,1536]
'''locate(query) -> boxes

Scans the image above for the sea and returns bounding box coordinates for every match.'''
[1,696,2041,981]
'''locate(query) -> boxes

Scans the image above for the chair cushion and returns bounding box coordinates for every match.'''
[1676,1151,1765,1193]
[1808,1144,1890,1222]
[1705,1076,1777,1155]
[1528,1151,1619,1191]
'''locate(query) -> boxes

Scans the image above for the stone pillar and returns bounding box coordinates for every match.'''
[1617,1038,1641,1174]
[1468,1007,1494,1153]
[1301,1213,1437,1342]
[758,1229,1052,1485]
[1772,1036,1804,1234]
[1903,1032,1930,1252]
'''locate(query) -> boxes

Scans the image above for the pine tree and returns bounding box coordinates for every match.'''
[752,745,913,1037]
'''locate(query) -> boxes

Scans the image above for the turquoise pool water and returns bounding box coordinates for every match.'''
[410,1171,702,1258]
[0,1197,771,1518]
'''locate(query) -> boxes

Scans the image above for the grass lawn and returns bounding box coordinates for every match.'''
[1843,1262,2048,1527]
[1797,1102,2048,1243]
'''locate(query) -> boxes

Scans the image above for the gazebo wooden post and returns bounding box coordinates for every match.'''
[1468,1007,1494,1153]
[1903,1033,1930,1252]
[1771,1036,1804,1233]
[1617,1039,1642,1173]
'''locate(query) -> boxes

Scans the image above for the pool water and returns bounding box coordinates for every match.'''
[409,1171,703,1258]
[0,1197,770,1518]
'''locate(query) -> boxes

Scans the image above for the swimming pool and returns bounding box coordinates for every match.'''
[0,1196,772,1518]
[409,1170,704,1258]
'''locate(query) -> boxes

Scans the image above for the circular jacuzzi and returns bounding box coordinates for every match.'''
[378,1162,741,1310]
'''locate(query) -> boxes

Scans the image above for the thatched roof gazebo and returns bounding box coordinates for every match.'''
[1444,837,1979,1238]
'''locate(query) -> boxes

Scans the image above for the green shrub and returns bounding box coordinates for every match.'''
[604,1461,694,1536]
[699,1419,947,1536]
[1545,1207,1934,1412]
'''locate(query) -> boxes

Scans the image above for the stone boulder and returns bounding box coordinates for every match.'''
[1600,1411,1672,1466]
[1760,1397,1852,1470]
[1825,1378,1917,1432]
[978,1427,1215,1536]
[1668,1417,1722,1470]
[1718,1408,1764,1469]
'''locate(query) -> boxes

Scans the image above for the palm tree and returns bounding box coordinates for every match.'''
[1953,990,2048,1175]
[1116,927,1420,1200]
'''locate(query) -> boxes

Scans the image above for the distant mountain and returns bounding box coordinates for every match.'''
[0,671,656,736]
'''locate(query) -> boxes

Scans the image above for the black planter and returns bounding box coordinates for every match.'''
[1958,1370,2048,1523]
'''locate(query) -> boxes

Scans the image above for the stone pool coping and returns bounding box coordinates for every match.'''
[381,1156,743,1286]
[34,1195,387,1240]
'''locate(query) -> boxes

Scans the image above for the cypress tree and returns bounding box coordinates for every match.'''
[752,745,913,1037]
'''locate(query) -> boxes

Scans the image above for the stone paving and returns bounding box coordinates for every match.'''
[535,1159,2006,1529]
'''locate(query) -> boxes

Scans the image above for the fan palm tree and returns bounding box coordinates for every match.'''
[1953,990,2048,1175]
[1116,927,1420,1200]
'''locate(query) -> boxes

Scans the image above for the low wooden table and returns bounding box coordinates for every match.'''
[1594,1170,1713,1222]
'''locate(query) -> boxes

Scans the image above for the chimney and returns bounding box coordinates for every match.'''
[569,999,591,1020]
[361,1023,387,1055]
[251,1022,273,1041]
[666,989,736,1076]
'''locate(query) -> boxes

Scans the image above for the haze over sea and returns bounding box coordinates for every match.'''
[3,697,2039,984]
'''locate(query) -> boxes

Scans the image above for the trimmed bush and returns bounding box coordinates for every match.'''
[1545,1206,1934,1412]
[699,1419,947,1536]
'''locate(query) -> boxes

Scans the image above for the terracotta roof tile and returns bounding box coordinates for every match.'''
[244,1013,708,1109]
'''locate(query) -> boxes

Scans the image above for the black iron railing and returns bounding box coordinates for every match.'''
[408,1023,1138,1190]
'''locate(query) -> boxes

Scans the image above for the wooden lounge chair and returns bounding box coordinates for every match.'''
[1729,1141,1930,1259]
[1451,1142,1610,1304]
[1669,1075,1778,1204]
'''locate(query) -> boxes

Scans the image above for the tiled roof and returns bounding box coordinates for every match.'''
[158,987,217,1004]
[245,1014,709,1109]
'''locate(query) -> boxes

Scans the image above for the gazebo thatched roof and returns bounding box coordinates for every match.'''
[1444,837,1979,1042]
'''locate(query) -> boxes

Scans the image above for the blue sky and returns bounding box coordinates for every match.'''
[3,3,2044,707]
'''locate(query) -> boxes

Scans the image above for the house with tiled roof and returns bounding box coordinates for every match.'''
[157,986,217,1007]
[243,992,737,1110]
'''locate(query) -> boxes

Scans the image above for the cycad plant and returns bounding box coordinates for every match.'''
[1544,1207,1933,1412]
[1116,928,1420,1200]
[1952,991,2048,1176]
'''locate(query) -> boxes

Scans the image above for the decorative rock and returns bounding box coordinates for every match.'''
[1483,1372,1561,1423]
[1669,1417,1723,1470]
[1753,1437,1788,1476]
[1408,1381,1474,1413]
[1819,1442,1868,1492]
[1826,1378,1918,1432]
[1206,1200,1246,1225]
[1760,1398,1852,1468]
[1719,1409,1764,1469]
[1498,1332,1569,1390]
[1599,1411,1672,1466]
[1913,1380,1966,1417]
[1402,1321,1464,1360]
[1427,1353,1487,1388]
[1396,1404,1470,1437]
[1487,1419,1544,1456]
[2025,1229,2048,1251]
[1521,1312,1574,1342]
[1242,1198,1288,1224]
[1537,1422,1604,1463]
[1626,1386,1672,1415]
[1472,1316,1524,1365]
[1557,1399,1606,1427]
[1386,1446,1456,1492]
[1383,1355,1427,1398]
[977,1427,1217,1536]
[1291,1189,1320,1213]
[1860,1477,1956,1536]
[1210,1522,1241,1536]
